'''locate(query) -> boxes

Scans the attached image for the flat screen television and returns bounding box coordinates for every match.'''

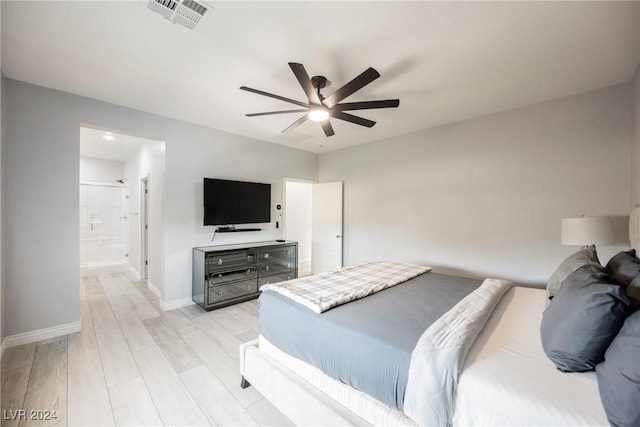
[203,178,271,226]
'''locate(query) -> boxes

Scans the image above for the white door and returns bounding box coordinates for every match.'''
[312,181,343,274]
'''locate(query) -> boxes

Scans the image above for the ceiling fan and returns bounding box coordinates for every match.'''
[240,62,400,137]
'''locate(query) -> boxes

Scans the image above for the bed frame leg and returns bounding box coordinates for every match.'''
[240,376,251,389]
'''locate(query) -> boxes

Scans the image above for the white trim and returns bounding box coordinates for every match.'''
[128,265,141,279]
[160,297,194,311]
[147,280,161,299]
[2,321,82,349]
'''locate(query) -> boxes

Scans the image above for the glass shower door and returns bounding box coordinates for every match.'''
[80,184,129,268]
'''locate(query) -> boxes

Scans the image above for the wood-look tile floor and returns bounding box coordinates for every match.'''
[1,270,293,426]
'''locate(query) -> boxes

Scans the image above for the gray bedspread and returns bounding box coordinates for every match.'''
[258,272,482,410]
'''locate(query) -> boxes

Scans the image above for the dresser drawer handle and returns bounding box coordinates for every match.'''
[286,263,291,268]
[263,253,269,259]
[265,265,270,272]
[217,290,223,296]
[246,269,251,275]
[218,259,223,265]
[246,284,251,290]
[247,255,254,262]
[286,250,291,256]
[217,274,222,278]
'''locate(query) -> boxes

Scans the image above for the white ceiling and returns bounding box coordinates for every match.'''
[3,1,639,153]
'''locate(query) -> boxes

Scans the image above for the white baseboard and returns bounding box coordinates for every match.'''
[147,281,162,299]
[160,297,194,311]
[3,321,82,349]
[128,265,141,279]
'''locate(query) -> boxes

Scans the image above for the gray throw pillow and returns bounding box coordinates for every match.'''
[628,275,640,305]
[540,264,629,372]
[606,249,640,305]
[546,245,601,303]
[606,249,640,286]
[596,310,640,427]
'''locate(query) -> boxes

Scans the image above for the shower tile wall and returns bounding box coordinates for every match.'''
[80,184,129,268]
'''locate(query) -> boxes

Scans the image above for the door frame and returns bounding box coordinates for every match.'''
[140,175,150,280]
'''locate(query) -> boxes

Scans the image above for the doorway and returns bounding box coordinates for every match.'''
[79,126,165,283]
[284,179,344,276]
[284,179,313,276]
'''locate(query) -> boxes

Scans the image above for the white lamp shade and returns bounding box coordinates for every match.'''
[561,217,613,246]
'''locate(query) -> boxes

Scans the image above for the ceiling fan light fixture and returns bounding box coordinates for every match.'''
[241,62,399,137]
[308,107,329,122]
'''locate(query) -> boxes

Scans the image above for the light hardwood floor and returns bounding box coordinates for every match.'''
[1,270,293,426]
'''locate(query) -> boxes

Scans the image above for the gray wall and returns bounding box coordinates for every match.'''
[632,65,640,205]
[163,127,317,302]
[2,78,317,337]
[318,84,632,285]
[0,2,3,342]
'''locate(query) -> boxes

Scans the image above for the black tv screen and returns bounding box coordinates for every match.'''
[203,178,271,226]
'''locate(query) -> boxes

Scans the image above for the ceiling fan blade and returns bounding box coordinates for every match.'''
[288,63,322,105]
[333,99,399,111]
[240,86,309,108]
[282,115,308,134]
[246,109,308,117]
[320,120,335,137]
[323,67,381,108]
[333,111,376,128]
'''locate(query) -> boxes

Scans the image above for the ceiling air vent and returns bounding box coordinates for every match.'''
[145,0,212,30]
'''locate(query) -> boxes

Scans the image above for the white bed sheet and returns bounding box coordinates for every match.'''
[453,286,608,426]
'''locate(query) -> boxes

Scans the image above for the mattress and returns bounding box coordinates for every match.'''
[453,286,608,426]
[258,272,482,410]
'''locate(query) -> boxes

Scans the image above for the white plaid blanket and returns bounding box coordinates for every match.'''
[260,261,431,313]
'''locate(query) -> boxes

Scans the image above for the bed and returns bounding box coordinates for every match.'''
[239,211,640,426]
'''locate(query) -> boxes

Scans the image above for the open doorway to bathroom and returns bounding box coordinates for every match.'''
[79,126,164,287]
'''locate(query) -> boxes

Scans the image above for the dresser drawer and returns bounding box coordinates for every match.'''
[259,245,296,261]
[258,272,296,288]
[258,260,296,276]
[208,267,257,286]
[207,251,256,269]
[208,280,258,305]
